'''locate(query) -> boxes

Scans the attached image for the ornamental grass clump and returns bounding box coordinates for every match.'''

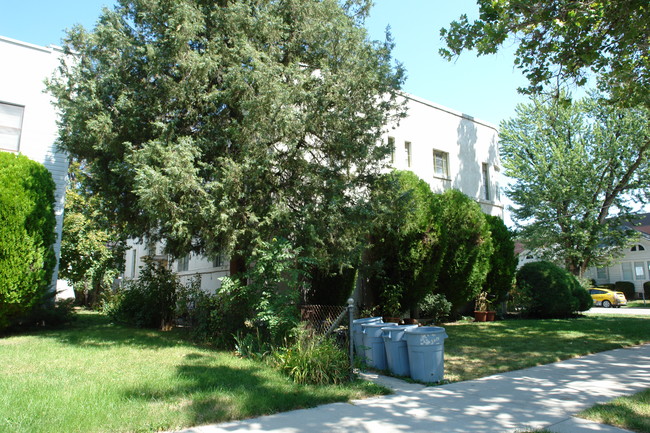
[273,328,350,385]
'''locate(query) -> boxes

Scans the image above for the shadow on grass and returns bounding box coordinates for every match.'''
[31,311,195,349]
[122,355,353,426]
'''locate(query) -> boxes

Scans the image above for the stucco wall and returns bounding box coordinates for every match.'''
[386,93,503,217]
[0,36,68,291]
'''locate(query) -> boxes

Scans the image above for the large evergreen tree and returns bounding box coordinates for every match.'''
[48,0,405,276]
[501,94,650,276]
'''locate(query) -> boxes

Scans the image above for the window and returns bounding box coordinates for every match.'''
[404,141,411,168]
[622,262,633,280]
[388,136,395,164]
[432,150,448,178]
[634,261,645,280]
[596,267,608,280]
[0,102,25,152]
[482,163,490,201]
[631,244,645,252]
[213,252,226,268]
[130,249,137,277]
[177,254,190,272]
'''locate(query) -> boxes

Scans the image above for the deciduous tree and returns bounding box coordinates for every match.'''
[441,0,650,109]
[500,93,650,276]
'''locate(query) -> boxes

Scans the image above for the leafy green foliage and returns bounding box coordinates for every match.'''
[273,328,350,385]
[59,160,126,307]
[516,261,592,318]
[104,259,180,329]
[0,152,56,330]
[365,170,440,314]
[441,0,650,110]
[615,281,637,302]
[500,93,650,276]
[483,215,517,303]
[417,293,452,324]
[48,0,405,271]
[307,266,356,306]
[430,189,493,312]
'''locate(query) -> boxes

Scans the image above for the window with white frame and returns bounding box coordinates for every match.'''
[432,150,449,178]
[213,251,226,268]
[404,141,411,168]
[482,163,490,200]
[622,262,634,280]
[0,102,25,152]
[177,254,190,272]
[388,136,395,164]
[596,267,608,280]
[631,244,645,251]
[634,261,645,280]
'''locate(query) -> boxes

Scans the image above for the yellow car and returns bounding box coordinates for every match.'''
[589,288,627,308]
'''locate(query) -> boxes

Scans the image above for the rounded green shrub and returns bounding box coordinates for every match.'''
[105,259,179,329]
[515,261,592,318]
[615,281,636,301]
[0,152,56,330]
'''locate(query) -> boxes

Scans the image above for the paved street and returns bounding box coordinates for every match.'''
[585,307,650,316]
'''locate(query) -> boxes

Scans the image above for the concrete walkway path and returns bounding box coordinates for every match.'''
[173,344,650,433]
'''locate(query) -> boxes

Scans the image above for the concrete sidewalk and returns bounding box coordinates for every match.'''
[173,344,650,433]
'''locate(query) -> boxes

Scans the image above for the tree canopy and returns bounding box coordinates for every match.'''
[48,0,405,274]
[59,160,126,307]
[500,93,650,276]
[441,0,650,109]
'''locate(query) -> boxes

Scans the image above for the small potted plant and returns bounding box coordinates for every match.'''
[381,284,403,323]
[474,291,488,322]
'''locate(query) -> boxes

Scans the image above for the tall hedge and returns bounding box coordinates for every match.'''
[365,170,440,314]
[431,189,493,311]
[0,152,56,329]
[483,215,517,303]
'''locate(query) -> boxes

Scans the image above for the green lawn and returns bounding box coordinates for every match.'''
[2,313,649,433]
[0,313,385,433]
[626,300,650,308]
[442,314,650,382]
[579,389,650,433]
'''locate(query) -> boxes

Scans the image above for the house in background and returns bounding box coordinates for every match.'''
[584,213,650,299]
[124,93,504,292]
[0,36,69,294]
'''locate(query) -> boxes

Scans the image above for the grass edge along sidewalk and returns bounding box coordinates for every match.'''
[1,312,650,433]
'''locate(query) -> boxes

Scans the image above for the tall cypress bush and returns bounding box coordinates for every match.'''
[0,152,56,329]
[430,189,493,311]
[483,214,517,303]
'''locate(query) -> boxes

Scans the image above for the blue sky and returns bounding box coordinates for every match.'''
[0,0,530,127]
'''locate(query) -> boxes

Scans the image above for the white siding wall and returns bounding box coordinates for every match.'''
[586,238,650,297]
[0,36,68,291]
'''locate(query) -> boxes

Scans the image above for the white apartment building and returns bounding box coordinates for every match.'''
[124,93,503,292]
[0,36,68,292]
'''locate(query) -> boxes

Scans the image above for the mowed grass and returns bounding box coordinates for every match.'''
[0,312,385,433]
[579,389,650,433]
[442,314,650,382]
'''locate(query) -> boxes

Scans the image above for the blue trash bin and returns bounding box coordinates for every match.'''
[352,317,383,360]
[362,322,398,369]
[404,326,448,383]
[382,325,418,377]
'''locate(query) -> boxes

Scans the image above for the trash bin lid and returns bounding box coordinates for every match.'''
[404,326,448,344]
[382,324,418,341]
[362,321,397,337]
[352,317,383,325]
